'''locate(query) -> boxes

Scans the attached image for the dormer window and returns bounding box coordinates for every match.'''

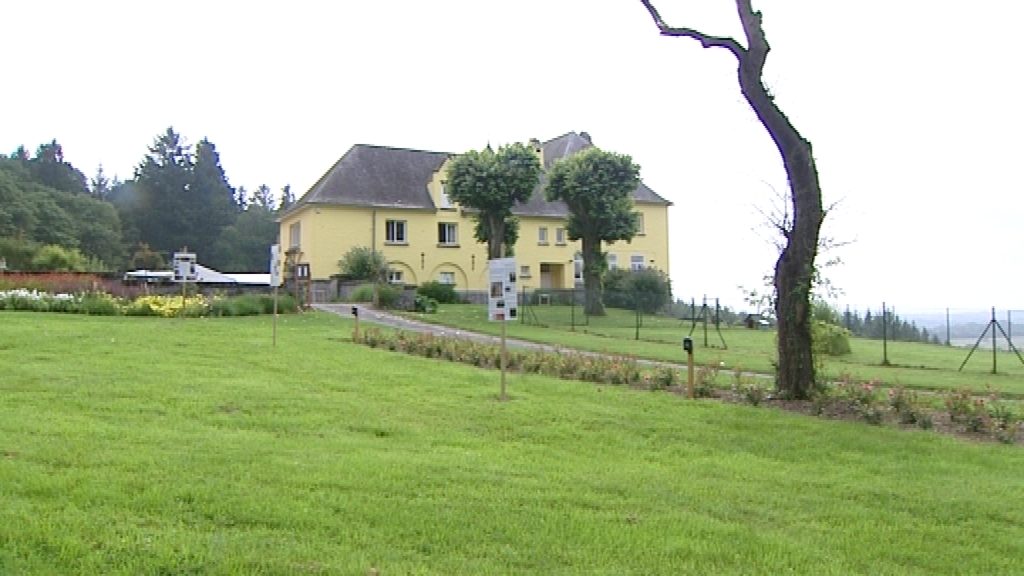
[439,181,453,209]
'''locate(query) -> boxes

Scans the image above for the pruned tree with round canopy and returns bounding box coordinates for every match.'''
[544,147,641,316]
[445,143,542,260]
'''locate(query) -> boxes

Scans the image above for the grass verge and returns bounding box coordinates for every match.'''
[1,311,1022,574]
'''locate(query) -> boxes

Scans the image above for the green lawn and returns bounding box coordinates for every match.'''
[400,304,1024,395]
[1,311,1023,574]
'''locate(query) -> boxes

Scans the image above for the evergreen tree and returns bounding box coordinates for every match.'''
[90,164,112,201]
[129,127,195,258]
[189,138,237,265]
[278,184,295,212]
[27,140,89,195]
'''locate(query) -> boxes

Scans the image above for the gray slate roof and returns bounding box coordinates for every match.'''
[296,145,450,210]
[286,132,670,218]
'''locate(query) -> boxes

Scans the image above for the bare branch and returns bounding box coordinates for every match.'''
[639,0,745,60]
[735,0,769,72]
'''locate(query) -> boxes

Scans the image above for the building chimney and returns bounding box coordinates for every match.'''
[527,137,543,164]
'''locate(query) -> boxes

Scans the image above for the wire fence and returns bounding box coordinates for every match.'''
[834,303,1024,373]
[838,304,1024,350]
[520,290,1024,374]
[520,289,737,346]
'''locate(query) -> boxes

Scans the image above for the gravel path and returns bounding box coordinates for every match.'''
[316,303,586,354]
[313,303,734,374]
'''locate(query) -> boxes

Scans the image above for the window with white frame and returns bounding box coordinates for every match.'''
[288,221,301,249]
[438,223,458,246]
[630,254,645,271]
[388,270,404,284]
[439,182,453,209]
[385,220,407,243]
[573,256,582,281]
[520,265,531,278]
[439,271,455,285]
[607,253,618,270]
[555,227,566,245]
[636,213,645,235]
[538,227,548,244]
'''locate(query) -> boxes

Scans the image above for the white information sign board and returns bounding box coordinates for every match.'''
[269,244,282,287]
[487,257,518,322]
[172,252,197,283]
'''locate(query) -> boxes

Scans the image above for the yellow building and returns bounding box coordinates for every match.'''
[278,132,671,296]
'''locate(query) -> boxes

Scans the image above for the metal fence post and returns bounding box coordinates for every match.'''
[570,287,575,331]
[882,302,889,365]
[634,290,641,341]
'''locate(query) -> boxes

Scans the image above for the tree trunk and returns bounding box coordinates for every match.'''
[581,238,605,316]
[639,0,826,398]
[487,216,504,261]
[738,60,824,400]
[770,139,823,397]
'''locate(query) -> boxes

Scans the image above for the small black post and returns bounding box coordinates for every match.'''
[683,337,694,398]
[882,302,889,365]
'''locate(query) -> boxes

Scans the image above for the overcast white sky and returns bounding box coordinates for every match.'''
[3,1,1021,312]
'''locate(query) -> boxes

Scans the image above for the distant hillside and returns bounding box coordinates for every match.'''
[901,310,1024,340]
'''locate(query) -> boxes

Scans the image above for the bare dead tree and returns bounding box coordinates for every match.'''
[640,0,826,398]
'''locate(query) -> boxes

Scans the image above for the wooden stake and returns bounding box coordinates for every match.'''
[687,349,695,399]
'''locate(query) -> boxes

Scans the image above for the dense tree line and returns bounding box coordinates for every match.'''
[0,129,294,273]
[842,308,942,345]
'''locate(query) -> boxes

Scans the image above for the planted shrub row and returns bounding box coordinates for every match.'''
[358,327,651,387]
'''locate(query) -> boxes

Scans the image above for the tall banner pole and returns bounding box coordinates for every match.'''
[488,257,517,402]
[270,244,282,347]
[273,286,279,347]
[500,320,507,401]
[173,247,196,320]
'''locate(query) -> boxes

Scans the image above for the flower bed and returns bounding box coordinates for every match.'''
[0,290,296,317]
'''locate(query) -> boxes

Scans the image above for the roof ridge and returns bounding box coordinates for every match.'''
[351,143,452,155]
[540,131,579,146]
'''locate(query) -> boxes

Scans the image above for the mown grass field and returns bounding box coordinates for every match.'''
[400,304,1024,395]
[1,311,1023,574]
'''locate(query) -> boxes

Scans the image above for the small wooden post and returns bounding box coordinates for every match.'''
[687,351,695,399]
